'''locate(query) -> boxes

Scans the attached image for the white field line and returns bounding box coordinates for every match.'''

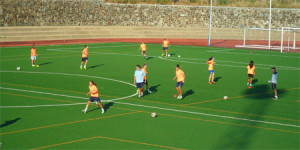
[47,44,138,50]
[0,87,137,102]
[1,88,298,128]
[208,51,300,59]
[116,102,300,128]
[47,49,300,71]
[207,49,236,52]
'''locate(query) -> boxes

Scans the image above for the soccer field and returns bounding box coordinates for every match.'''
[0,42,299,149]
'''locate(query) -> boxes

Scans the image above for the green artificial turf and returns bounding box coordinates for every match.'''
[0,42,299,149]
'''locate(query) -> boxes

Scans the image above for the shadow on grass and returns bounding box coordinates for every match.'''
[214,77,222,83]
[183,89,194,99]
[39,62,53,66]
[88,102,114,113]
[252,79,258,85]
[0,118,21,128]
[213,84,286,149]
[87,64,103,69]
[144,84,161,96]
[147,57,154,60]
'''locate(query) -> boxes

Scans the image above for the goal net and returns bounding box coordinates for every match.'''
[236,27,300,53]
[281,27,300,53]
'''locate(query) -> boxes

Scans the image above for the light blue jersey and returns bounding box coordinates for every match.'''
[271,72,278,84]
[134,70,145,83]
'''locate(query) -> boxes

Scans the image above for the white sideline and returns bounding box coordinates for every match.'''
[115,101,300,128]
[208,51,300,58]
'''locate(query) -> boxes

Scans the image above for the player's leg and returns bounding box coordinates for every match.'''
[84,60,88,69]
[249,76,253,86]
[212,72,215,83]
[272,84,278,99]
[247,76,250,86]
[208,73,212,84]
[166,50,168,56]
[80,60,84,69]
[96,98,105,113]
[162,49,165,56]
[82,100,91,113]
[178,86,182,99]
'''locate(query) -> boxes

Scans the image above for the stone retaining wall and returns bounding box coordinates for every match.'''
[1,0,299,29]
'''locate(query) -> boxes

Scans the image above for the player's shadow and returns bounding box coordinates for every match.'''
[170,53,176,56]
[214,84,286,149]
[0,118,21,128]
[214,77,222,82]
[183,89,194,99]
[88,102,114,113]
[147,57,154,60]
[144,84,160,96]
[252,79,258,85]
[87,64,103,69]
[39,62,53,66]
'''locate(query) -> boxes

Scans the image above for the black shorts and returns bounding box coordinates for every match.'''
[82,57,88,61]
[163,47,168,50]
[142,51,146,54]
[272,83,277,89]
[176,82,184,87]
[144,79,148,85]
[89,97,101,103]
[136,82,144,88]
[248,74,253,78]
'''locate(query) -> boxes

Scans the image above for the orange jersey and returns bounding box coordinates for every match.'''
[176,69,185,82]
[140,44,147,51]
[82,48,88,58]
[163,40,169,47]
[247,65,255,74]
[207,60,215,70]
[89,85,99,97]
[31,48,37,56]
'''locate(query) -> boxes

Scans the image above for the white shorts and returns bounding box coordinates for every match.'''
[31,56,36,60]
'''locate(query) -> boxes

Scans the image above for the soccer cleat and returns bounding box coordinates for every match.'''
[32,65,35,67]
[212,81,216,84]
[138,95,141,98]
[82,109,87,113]
[208,82,212,84]
[161,54,164,56]
[80,67,82,70]
[250,84,253,87]
[141,92,144,97]
[101,109,105,114]
[272,97,278,100]
[84,66,87,70]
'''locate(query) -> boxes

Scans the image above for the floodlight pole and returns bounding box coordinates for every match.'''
[208,0,212,46]
[268,0,272,50]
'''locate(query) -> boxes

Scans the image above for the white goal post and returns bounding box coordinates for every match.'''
[280,27,300,53]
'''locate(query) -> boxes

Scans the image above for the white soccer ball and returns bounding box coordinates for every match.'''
[178,55,181,58]
[17,67,21,71]
[167,54,170,57]
[151,112,157,118]
[224,96,228,100]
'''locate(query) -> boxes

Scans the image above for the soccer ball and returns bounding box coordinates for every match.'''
[178,55,181,58]
[17,67,21,71]
[151,112,157,118]
[224,96,228,100]
[167,54,170,57]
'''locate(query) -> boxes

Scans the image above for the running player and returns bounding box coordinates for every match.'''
[134,65,146,97]
[80,45,88,69]
[173,64,185,100]
[207,57,216,84]
[247,60,255,87]
[31,44,38,67]
[82,81,105,114]
[268,67,278,100]
[162,38,170,57]
[139,41,148,60]
[142,63,152,93]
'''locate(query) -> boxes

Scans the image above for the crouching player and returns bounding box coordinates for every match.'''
[82,81,105,114]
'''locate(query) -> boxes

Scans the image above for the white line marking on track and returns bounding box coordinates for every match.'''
[207,49,236,52]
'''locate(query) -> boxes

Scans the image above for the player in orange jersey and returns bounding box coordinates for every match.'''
[142,63,152,93]
[30,44,38,67]
[207,57,216,84]
[139,41,148,60]
[173,64,185,100]
[82,80,105,114]
[162,38,170,57]
[80,45,88,69]
[247,60,255,87]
